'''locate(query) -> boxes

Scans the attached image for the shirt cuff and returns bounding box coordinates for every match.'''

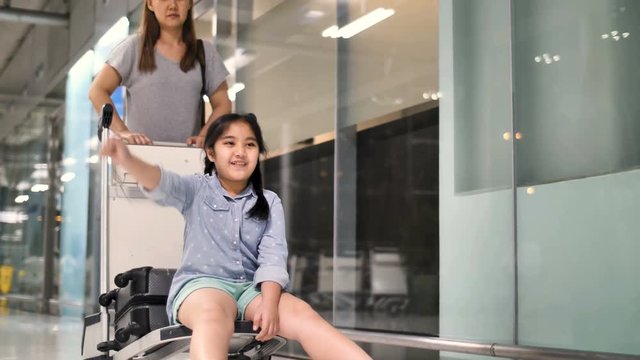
[139,166,169,201]
[254,265,289,290]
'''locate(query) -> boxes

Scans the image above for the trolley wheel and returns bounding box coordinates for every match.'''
[97,340,121,352]
[115,327,131,343]
[114,272,130,288]
[115,322,144,343]
[98,289,118,307]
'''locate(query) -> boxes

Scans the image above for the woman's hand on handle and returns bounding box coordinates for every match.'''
[185,135,205,147]
[118,130,153,145]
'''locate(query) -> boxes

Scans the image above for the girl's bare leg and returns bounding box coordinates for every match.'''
[245,293,373,360]
[178,288,237,360]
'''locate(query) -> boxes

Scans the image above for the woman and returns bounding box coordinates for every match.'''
[89,0,231,146]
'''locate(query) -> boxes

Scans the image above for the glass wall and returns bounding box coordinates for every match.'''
[211,0,639,358]
[0,108,62,312]
[441,0,640,357]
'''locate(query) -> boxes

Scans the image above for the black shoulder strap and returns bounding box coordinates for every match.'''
[196,39,206,127]
[196,39,206,95]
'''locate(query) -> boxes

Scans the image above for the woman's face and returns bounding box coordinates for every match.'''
[147,0,191,29]
[206,121,260,190]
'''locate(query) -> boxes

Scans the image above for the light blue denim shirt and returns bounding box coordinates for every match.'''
[142,168,289,323]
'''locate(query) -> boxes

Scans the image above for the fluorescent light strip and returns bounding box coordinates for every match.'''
[322,8,395,39]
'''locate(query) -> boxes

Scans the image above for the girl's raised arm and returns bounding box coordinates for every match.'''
[100,138,161,191]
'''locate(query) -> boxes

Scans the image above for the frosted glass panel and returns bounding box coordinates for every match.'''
[514,0,640,354]
[517,171,640,353]
[513,0,640,185]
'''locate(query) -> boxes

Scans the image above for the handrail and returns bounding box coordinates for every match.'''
[340,329,640,360]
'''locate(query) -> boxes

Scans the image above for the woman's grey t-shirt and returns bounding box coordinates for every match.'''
[107,35,229,143]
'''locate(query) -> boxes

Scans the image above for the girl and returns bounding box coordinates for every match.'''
[101,113,373,360]
[90,0,231,146]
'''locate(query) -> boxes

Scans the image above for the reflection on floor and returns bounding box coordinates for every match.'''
[0,308,436,360]
[0,309,293,360]
[0,308,83,360]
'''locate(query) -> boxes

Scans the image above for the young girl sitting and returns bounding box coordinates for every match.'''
[101,113,373,360]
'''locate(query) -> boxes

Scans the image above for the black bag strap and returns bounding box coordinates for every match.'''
[196,39,206,127]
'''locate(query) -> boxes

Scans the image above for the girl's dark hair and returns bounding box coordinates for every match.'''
[138,0,198,73]
[204,113,269,220]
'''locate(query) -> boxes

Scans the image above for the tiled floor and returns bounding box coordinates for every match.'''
[0,309,295,360]
[0,309,83,360]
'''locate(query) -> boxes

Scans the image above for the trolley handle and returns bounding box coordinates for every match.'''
[98,103,113,349]
[97,103,114,141]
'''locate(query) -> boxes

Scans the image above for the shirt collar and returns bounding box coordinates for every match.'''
[209,173,256,200]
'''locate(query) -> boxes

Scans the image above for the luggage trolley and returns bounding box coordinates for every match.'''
[82,104,286,360]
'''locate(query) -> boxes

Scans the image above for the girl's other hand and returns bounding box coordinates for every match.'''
[118,130,153,145]
[100,137,132,166]
[252,301,280,342]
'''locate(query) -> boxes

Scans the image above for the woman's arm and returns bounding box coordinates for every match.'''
[89,65,152,145]
[186,81,232,146]
[100,138,160,190]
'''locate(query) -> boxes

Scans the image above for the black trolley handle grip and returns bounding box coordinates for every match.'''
[97,103,114,141]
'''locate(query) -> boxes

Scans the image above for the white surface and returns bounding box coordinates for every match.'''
[107,145,204,280]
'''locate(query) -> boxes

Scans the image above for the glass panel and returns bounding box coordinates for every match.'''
[0,114,52,309]
[514,0,640,354]
[219,0,339,331]
[334,0,440,334]
[439,0,516,344]
[59,50,95,316]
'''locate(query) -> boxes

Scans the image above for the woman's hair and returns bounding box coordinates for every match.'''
[204,113,269,220]
[138,0,198,73]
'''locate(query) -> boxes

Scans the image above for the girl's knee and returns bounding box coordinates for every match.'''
[180,302,236,330]
[284,297,321,323]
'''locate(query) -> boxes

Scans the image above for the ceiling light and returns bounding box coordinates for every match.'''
[0,211,28,224]
[224,49,255,74]
[16,181,30,191]
[31,184,49,192]
[15,195,29,204]
[305,10,325,20]
[321,8,395,39]
[87,155,100,164]
[61,172,76,183]
[227,83,246,102]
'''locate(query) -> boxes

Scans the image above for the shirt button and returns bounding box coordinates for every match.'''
[236,260,240,264]
[240,276,245,280]
[233,241,237,245]
[234,219,238,222]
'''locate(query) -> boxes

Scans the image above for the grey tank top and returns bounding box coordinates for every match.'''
[107,35,229,143]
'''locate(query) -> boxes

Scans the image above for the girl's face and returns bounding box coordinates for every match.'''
[206,121,260,191]
[147,0,191,29]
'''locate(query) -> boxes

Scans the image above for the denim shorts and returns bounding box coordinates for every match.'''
[172,277,261,324]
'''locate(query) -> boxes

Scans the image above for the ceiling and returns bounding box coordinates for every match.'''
[0,0,68,146]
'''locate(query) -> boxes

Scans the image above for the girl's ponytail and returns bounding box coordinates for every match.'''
[247,161,269,220]
[204,157,215,176]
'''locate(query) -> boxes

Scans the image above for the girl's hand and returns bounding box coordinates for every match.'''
[252,301,279,342]
[100,137,133,166]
